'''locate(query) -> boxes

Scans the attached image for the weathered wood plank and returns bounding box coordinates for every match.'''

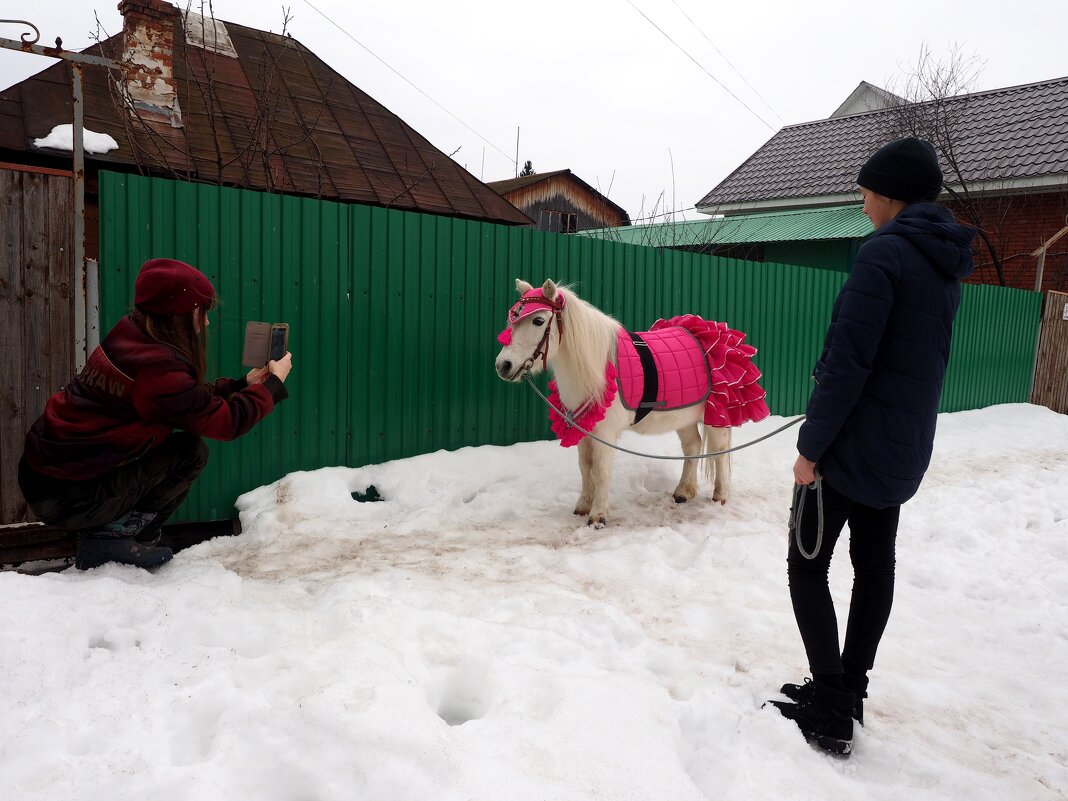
[22,172,53,423]
[1031,291,1068,415]
[45,173,75,393]
[0,168,28,523]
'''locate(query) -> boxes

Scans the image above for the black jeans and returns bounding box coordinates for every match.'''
[18,432,209,534]
[787,478,899,677]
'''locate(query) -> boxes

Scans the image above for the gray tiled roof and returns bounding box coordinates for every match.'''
[698,76,1068,210]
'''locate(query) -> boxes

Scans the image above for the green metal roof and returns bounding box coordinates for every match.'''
[579,204,873,248]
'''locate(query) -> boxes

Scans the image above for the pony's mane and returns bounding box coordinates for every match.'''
[556,285,621,403]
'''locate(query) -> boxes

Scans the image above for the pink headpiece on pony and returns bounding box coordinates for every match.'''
[497,287,566,345]
[509,287,566,323]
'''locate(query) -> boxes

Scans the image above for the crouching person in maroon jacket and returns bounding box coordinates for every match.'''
[18,258,293,570]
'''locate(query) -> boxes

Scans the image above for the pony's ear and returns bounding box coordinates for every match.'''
[542,279,558,301]
[515,278,533,295]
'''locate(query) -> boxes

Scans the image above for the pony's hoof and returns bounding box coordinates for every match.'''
[673,494,688,504]
[574,507,590,517]
[587,516,607,529]
[717,498,728,506]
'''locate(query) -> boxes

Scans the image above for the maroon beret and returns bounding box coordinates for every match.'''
[134,258,217,315]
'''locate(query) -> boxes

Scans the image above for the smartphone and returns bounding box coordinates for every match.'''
[269,323,289,362]
[242,321,290,367]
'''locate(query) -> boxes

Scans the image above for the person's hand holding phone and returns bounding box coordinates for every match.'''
[245,366,269,385]
[269,352,293,383]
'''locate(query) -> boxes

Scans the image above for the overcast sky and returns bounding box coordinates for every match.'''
[1,1,1064,222]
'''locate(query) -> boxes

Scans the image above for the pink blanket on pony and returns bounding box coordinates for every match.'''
[618,315,770,428]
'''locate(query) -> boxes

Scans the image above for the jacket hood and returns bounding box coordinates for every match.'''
[877,202,976,280]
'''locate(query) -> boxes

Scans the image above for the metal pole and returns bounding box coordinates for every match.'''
[72,61,88,369]
[86,258,100,354]
[0,21,118,68]
[1034,250,1046,293]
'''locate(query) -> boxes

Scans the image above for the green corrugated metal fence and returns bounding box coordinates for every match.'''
[942,282,1042,411]
[764,239,860,272]
[98,172,1043,521]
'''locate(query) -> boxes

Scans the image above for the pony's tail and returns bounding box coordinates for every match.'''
[702,425,731,484]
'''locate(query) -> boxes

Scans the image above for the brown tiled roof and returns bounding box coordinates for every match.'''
[698,76,1068,211]
[0,19,531,226]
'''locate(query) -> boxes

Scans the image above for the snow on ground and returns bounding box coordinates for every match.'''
[2,403,1066,800]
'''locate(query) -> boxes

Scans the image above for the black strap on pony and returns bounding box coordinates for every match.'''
[627,330,664,424]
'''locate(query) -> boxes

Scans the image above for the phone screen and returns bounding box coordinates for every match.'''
[269,326,288,362]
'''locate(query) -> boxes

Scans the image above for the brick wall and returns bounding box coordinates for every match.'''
[946,191,1068,292]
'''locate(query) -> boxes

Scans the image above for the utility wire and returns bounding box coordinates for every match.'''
[630,204,699,223]
[302,0,517,167]
[669,0,785,124]
[622,0,775,131]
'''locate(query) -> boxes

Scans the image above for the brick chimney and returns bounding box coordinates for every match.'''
[117,0,182,127]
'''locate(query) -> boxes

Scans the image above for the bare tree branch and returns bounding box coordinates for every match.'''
[885,44,1009,285]
[386,146,462,208]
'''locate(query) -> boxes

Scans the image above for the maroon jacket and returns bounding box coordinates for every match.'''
[24,314,288,480]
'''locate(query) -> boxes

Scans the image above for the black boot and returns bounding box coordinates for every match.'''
[101,510,158,537]
[842,673,868,726]
[779,677,864,725]
[75,533,173,570]
[134,524,163,547]
[769,681,856,756]
[75,510,172,570]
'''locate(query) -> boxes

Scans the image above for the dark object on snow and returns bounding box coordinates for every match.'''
[351,485,384,503]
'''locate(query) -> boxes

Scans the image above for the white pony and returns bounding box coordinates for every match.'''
[495,278,769,527]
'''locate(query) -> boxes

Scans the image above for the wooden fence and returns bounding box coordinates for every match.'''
[1032,290,1068,414]
[0,165,75,523]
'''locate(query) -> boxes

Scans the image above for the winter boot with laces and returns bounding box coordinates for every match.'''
[779,677,864,725]
[768,680,856,756]
[842,672,868,724]
[75,510,172,570]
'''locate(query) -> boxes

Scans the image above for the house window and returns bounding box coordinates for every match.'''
[540,209,578,233]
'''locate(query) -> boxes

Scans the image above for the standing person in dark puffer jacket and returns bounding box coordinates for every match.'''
[767,137,976,756]
[18,258,293,570]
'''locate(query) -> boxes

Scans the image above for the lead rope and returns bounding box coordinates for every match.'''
[789,473,824,560]
[524,375,804,460]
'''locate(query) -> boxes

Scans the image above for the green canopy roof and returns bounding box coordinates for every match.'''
[579,205,873,248]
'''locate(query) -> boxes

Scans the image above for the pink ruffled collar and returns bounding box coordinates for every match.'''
[548,362,617,447]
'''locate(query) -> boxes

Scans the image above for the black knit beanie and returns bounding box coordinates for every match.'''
[857,136,943,202]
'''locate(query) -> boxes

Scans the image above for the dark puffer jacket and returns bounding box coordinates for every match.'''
[796,202,976,508]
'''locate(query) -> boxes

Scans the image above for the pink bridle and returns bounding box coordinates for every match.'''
[498,288,566,375]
